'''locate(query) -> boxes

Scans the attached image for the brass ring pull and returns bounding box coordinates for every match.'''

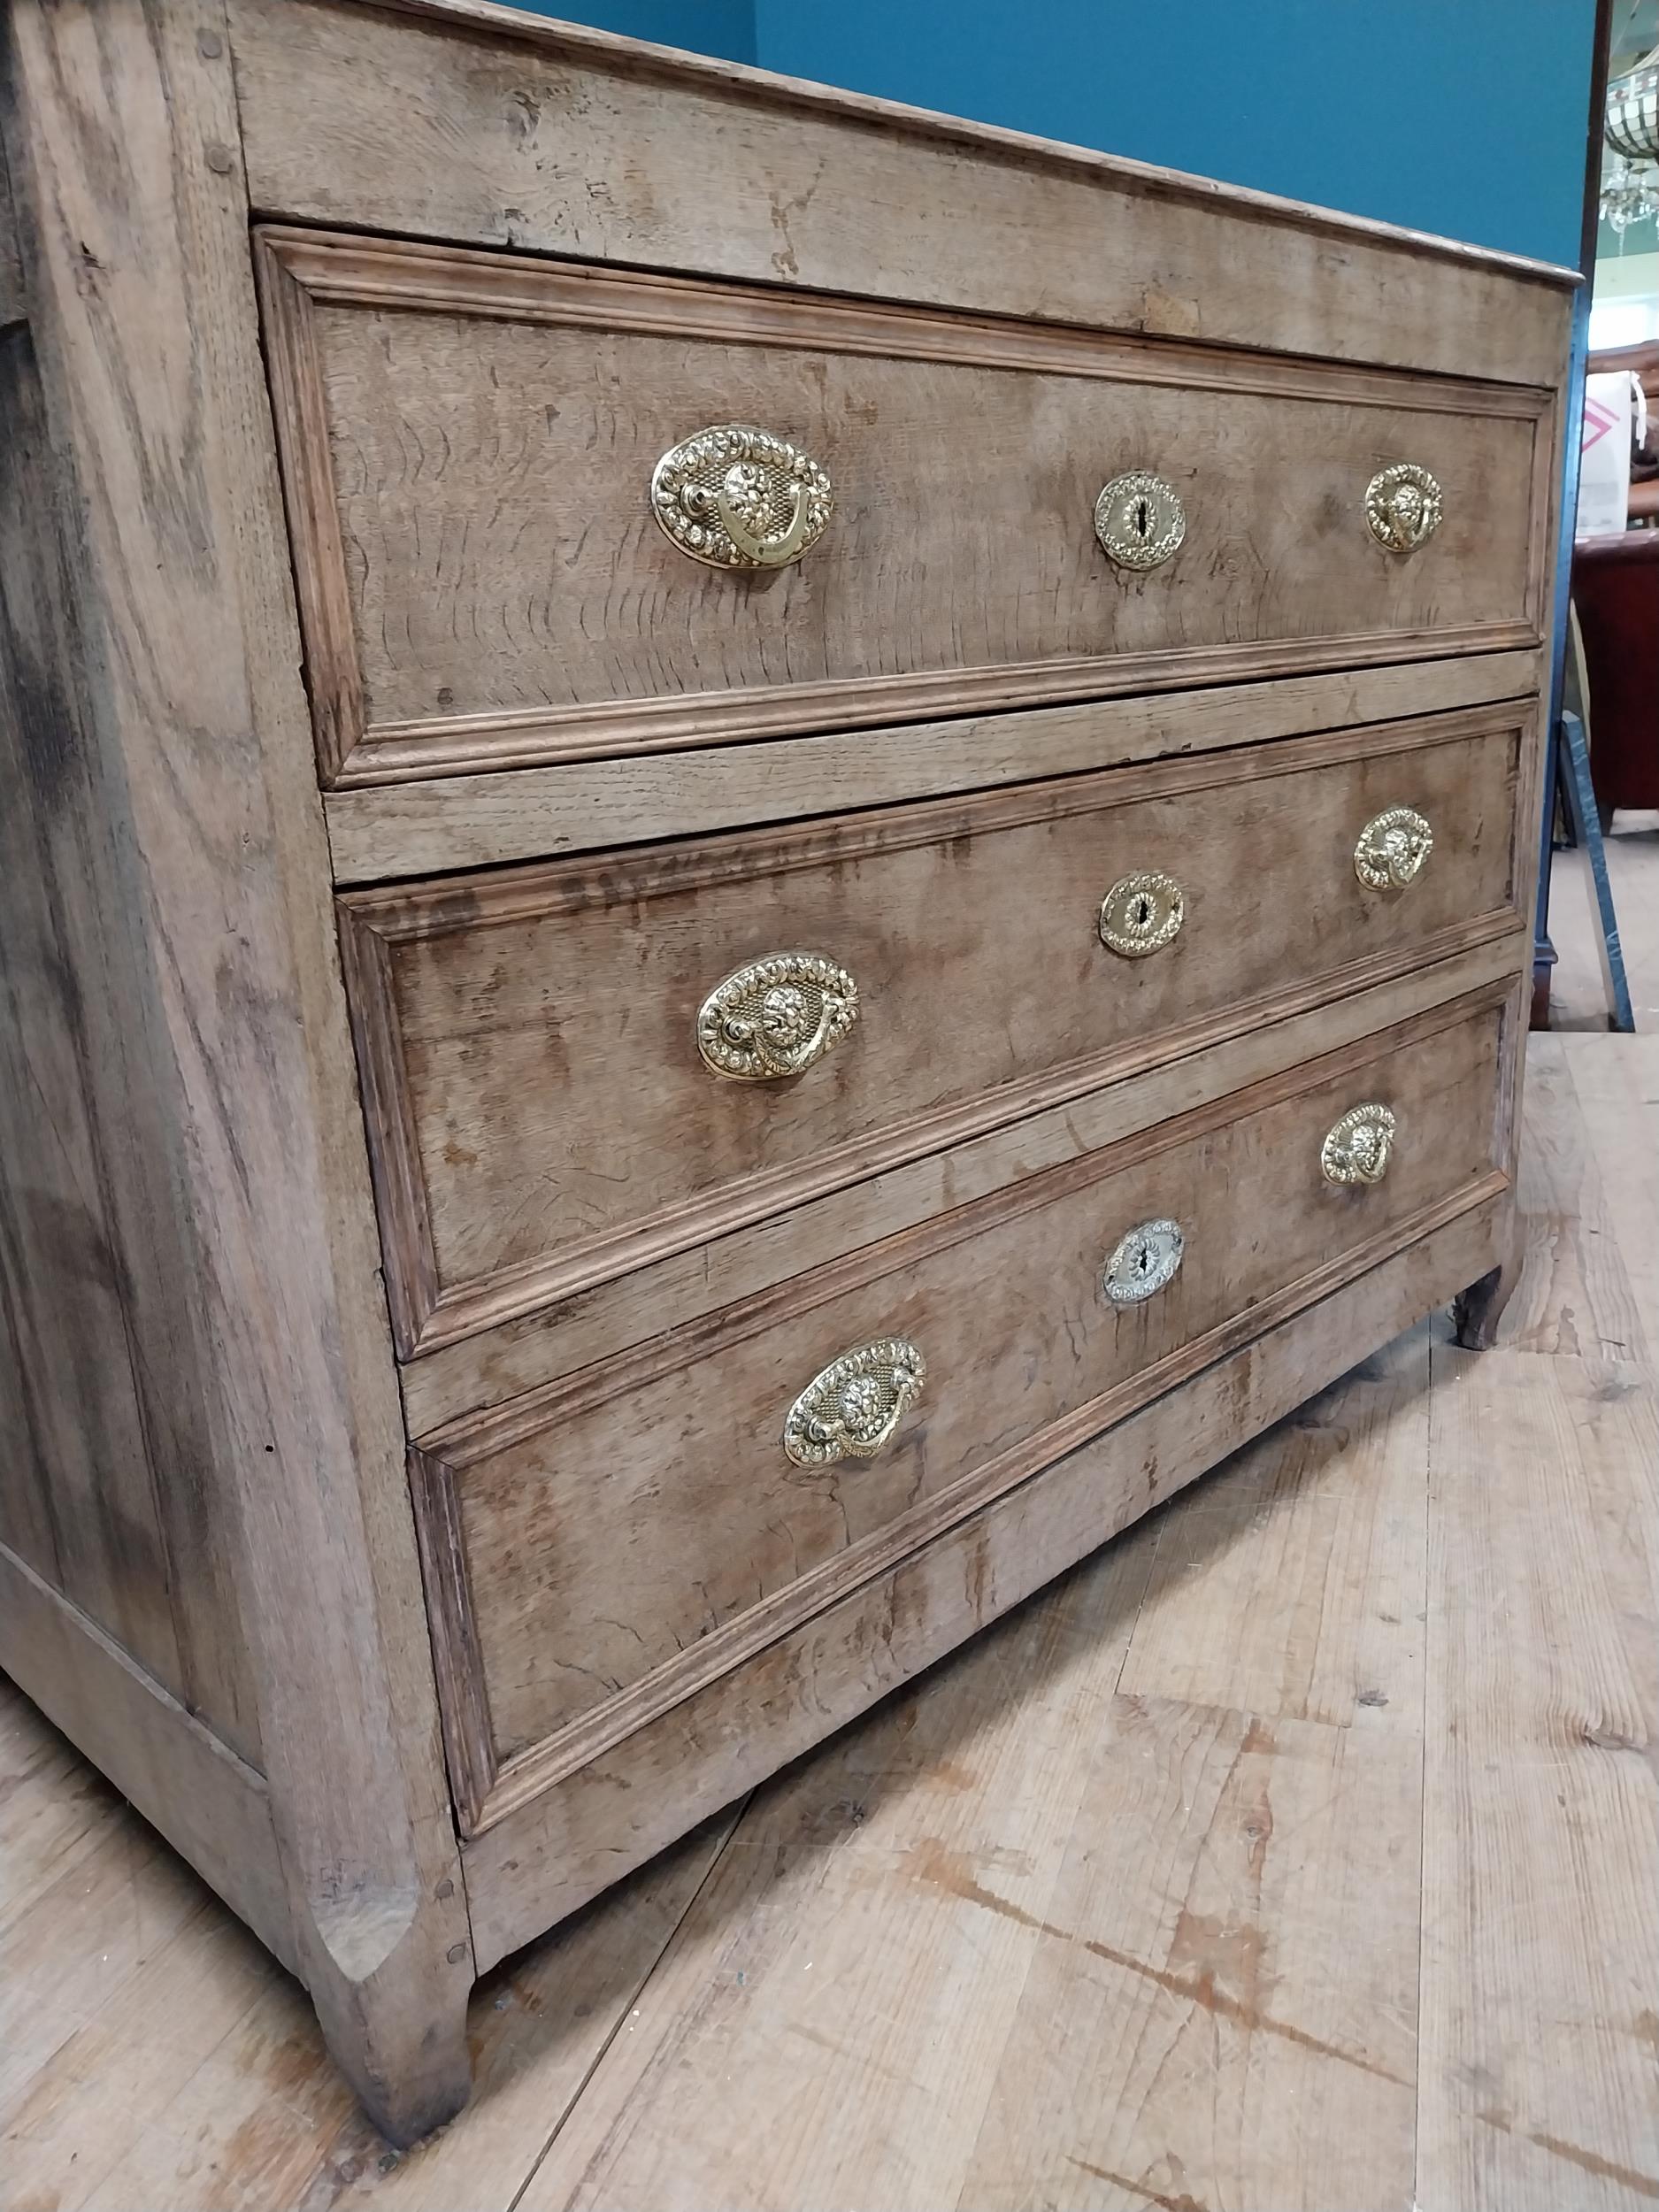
[652,424,833,570]
[783,1338,926,1466]
[697,952,858,1081]
[1103,1218,1186,1305]
[1364,464,1442,554]
[1099,871,1185,957]
[1094,471,1186,570]
[1354,807,1433,890]
[1321,1102,1396,1187]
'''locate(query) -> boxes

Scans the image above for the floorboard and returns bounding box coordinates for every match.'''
[0,1678,127,1931]
[1548,815,1658,1033]
[515,1527,1157,2212]
[1502,1037,1651,1361]
[1117,1327,1431,1731]
[954,1697,1422,2212]
[1561,1035,1659,1355]
[1417,1346,1659,2212]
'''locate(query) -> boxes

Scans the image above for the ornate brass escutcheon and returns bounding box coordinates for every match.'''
[696,951,858,1081]
[1320,1102,1397,1187]
[651,423,833,570]
[1099,871,1186,957]
[782,1338,926,1467]
[1354,806,1433,891]
[1102,1218,1186,1306]
[1094,471,1187,570]
[1363,463,1443,554]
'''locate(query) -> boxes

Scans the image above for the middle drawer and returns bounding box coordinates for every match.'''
[340,703,1522,1355]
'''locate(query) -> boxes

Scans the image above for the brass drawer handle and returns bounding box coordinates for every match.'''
[1355,806,1433,890]
[697,952,859,1081]
[652,423,833,570]
[1321,1102,1397,1186]
[1100,871,1186,957]
[783,1338,926,1466]
[1094,471,1186,570]
[1103,1218,1186,1305]
[1364,464,1442,554]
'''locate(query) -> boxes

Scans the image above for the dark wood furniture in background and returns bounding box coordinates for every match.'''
[1586,335,1659,388]
[1571,528,1659,823]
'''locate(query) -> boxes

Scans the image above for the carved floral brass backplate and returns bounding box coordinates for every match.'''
[1094,471,1187,570]
[652,423,833,569]
[1320,1102,1397,1186]
[1354,806,1433,890]
[1099,871,1186,957]
[1363,464,1443,554]
[696,951,858,1080]
[783,1338,926,1467]
[1102,1218,1186,1306]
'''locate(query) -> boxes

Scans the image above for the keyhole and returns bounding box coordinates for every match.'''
[1133,497,1150,540]
[1133,895,1153,928]
[1135,1247,1152,1275]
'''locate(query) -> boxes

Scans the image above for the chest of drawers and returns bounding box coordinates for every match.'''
[0,0,1571,2142]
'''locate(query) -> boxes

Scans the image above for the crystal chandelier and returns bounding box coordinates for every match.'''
[1603,152,1659,232]
[1602,45,1659,233]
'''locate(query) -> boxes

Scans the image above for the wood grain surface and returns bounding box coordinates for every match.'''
[344,712,1523,1354]
[0,137,22,331]
[0,0,1572,2158]
[1419,1345,1659,2210]
[400,934,1524,1434]
[1560,1035,1659,1358]
[516,1528,1169,2212]
[0,0,470,2140]
[459,1191,1508,1968]
[0,1542,295,1975]
[424,993,1508,1837]
[323,649,1544,882]
[227,0,1574,388]
[0,313,263,1754]
[3,1025,1648,2208]
[257,227,1547,784]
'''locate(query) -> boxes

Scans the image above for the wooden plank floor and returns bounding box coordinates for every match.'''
[1549,810,1659,1033]
[4,841,1657,2209]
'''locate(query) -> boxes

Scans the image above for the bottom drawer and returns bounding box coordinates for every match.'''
[415,990,1508,1832]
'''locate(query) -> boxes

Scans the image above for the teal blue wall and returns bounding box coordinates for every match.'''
[503,0,1595,270]
[757,2,1595,269]
[511,0,752,63]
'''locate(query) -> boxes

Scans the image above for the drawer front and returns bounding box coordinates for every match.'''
[415,992,1509,1830]
[257,230,1549,786]
[342,710,1523,1354]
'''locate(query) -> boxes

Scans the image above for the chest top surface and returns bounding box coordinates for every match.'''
[223,0,1576,392]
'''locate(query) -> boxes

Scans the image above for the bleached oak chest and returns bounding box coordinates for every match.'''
[0,0,1570,2139]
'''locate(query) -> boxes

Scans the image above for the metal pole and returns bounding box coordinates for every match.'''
[1536,0,1616,1027]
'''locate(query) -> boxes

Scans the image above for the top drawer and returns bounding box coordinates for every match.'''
[257,230,1552,788]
